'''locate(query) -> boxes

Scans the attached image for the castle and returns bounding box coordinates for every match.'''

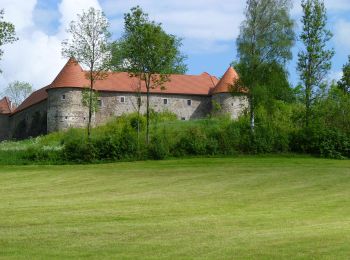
[0,58,248,140]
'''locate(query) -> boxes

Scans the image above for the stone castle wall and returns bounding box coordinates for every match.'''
[47,88,212,132]
[0,88,248,140]
[212,93,248,119]
[0,114,10,140]
[9,101,47,139]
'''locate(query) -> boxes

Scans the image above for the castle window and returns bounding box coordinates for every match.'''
[163,98,168,105]
[62,94,66,100]
[65,116,68,120]
[120,96,125,103]
[187,99,192,106]
[97,99,102,107]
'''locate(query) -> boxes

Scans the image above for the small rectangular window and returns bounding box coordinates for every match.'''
[62,94,66,100]
[120,96,125,103]
[163,98,168,105]
[187,99,192,106]
[97,99,102,107]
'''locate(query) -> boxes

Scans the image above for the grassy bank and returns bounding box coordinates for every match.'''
[1,157,350,258]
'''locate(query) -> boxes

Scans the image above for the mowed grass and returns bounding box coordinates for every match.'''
[1,157,350,259]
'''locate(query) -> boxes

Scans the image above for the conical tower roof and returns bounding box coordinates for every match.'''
[50,58,88,88]
[211,66,239,94]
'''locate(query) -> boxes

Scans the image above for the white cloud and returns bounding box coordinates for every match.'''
[0,0,103,92]
[334,19,350,54]
[100,0,245,52]
[329,70,343,82]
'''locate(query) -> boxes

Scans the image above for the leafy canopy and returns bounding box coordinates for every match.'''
[111,6,187,78]
[234,0,295,129]
[62,7,112,79]
[338,55,350,94]
[2,81,32,107]
[0,9,18,72]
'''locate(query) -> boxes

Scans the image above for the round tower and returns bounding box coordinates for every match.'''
[47,58,90,133]
[211,66,248,119]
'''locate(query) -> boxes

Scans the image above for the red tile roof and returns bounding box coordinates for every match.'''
[0,97,13,114]
[50,58,219,95]
[10,59,243,115]
[12,86,49,114]
[211,67,239,94]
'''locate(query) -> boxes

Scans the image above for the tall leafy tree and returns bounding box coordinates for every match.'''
[235,0,295,131]
[338,55,350,94]
[111,6,187,144]
[2,81,32,107]
[62,7,112,138]
[297,0,334,127]
[0,9,18,72]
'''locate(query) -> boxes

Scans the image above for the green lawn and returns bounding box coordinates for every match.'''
[1,157,350,259]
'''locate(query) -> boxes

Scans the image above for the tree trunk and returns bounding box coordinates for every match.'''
[88,76,93,139]
[146,76,150,145]
[146,88,150,145]
[305,82,311,128]
[250,96,255,133]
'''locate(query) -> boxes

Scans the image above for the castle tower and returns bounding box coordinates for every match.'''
[211,66,248,119]
[47,58,90,133]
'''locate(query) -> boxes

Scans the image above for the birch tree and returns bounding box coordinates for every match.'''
[235,0,295,131]
[62,7,112,138]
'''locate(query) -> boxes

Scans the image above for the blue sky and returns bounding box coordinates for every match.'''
[0,0,350,92]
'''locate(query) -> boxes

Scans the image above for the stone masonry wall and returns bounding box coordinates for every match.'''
[47,88,212,133]
[0,114,10,141]
[212,93,249,119]
[9,100,47,139]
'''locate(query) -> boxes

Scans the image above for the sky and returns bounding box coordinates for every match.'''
[0,0,350,92]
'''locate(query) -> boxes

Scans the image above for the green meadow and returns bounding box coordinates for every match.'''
[1,157,350,259]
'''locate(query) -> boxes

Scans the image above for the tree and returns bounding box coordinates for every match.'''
[338,55,350,94]
[0,9,18,72]
[62,7,112,138]
[2,81,32,107]
[297,0,334,127]
[235,0,295,131]
[111,6,187,144]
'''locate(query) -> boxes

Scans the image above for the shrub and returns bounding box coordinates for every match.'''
[291,127,350,159]
[176,126,209,156]
[148,135,169,160]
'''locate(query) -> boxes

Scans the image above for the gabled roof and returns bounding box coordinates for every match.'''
[211,66,239,94]
[0,97,13,114]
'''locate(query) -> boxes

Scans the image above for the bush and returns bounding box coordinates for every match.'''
[148,135,169,160]
[175,126,209,156]
[291,127,350,159]
[61,129,97,162]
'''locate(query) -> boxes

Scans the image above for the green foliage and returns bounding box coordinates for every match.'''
[297,0,335,126]
[338,55,350,94]
[291,127,350,159]
[81,89,100,113]
[0,9,18,72]
[235,0,295,130]
[62,7,112,137]
[112,6,187,75]
[148,135,169,160]
[2,81,32,106]
[111,6,187,143]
